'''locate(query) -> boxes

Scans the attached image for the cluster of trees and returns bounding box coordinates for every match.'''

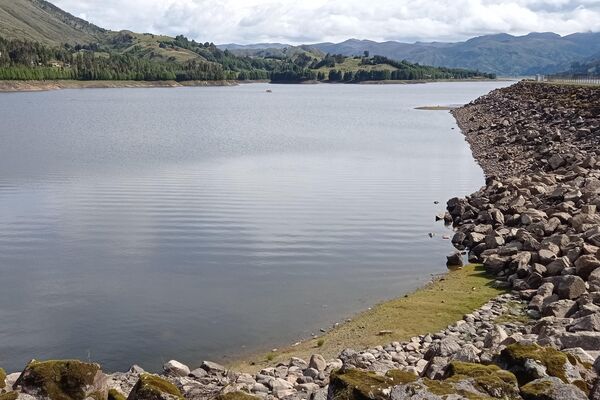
[311,54,346,69]
[270,68,317,83]
[359,56,496,80]
[0,35,272,81]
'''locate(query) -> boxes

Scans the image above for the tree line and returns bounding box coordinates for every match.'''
[0,35,494,83]
[0,35,271,81]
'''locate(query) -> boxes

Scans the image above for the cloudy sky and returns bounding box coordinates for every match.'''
[52,0,600,44]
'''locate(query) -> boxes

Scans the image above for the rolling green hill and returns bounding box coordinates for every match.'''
[0,0,105,45]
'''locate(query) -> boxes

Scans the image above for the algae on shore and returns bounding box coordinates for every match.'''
[230,264,504,372]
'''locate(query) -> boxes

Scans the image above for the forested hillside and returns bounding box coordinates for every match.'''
[0,0,494,83]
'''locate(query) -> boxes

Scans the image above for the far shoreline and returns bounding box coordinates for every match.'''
[0,78,505,93]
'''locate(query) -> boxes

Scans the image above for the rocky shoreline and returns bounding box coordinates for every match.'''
[2,81,600,400]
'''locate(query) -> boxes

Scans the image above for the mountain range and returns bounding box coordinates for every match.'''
[0,0,598,77]
[220,32,600,76]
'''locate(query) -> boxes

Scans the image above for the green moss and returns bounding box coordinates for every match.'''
[215,392,258,400]
[520,380,553,399]
[16,360,100,400]
[384,370,417,384]
[108,389,127,400]
[134,374,183,400]
[0,368,6,389]
[329,369,393,400]
[422,379,491,400]
[501,344,570,384]
[445,362,519,398]
[572,380,589,396]
[0,392,18,400]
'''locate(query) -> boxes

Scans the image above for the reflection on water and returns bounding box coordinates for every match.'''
[0,81,511,372]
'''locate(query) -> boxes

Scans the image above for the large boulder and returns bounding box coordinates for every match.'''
[127,374,183,400]
[569,314,600,332]
[327,368,400,400]
[497,344,581,385]
[14,360,108,400]
[424,338,461,359]
[547,276,586,300]
[309,355,327,373]
[574,255,600,280]
[557,332,600,350]
[200,361,226,375]
[388,362,518,400]
[162,361,189,377]
[520,377,587,400]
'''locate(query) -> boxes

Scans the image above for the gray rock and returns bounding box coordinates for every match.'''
[522,377,587,400]
[201,360,226,375]
[549,275,586,299]
[289,357,309,370]
[575,255,600,279]
[562,348,596,364]
[483,325,508,349]
[163,360,190,377]
[569,314,600,332]
[450,344,480,363]
[558,332,600,350]
[425,338,461,359]
[446,252,463,267]
[188,368,208,379]
[546,257,571,276]
[308,355,327,373]
[542,299,578,318]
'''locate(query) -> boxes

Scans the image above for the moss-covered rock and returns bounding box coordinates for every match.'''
[445,361,520,398]
[498,344,574,385]
[0,391,18,400]
[392,378,495,400]
[215,391,258,400]
[520,377,587,400]
[0,368,6,390]
[108,388,127,400]
[14,360,107,400]
[384,370,417,385]
[329,368,394,400]
[127,374,183,400]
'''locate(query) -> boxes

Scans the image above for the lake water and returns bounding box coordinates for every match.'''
[0,81,511,372]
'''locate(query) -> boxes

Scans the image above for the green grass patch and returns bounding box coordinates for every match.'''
[230,264,504,372]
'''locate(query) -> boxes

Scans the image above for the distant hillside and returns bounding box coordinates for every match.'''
[219,43,289,51]
[0,0,493,84]
[312,33,600,76]
[557,55,600,76]
[221,32,600,76]
[0,0,106,45]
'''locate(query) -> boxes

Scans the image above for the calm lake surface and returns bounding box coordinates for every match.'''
[0,81,511,372]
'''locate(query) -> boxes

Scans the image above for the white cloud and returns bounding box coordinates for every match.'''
[52,0,600,44]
